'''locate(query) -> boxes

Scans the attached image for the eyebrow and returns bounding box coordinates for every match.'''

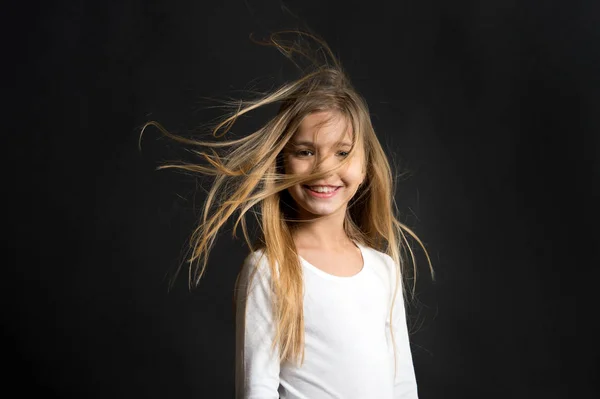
[290,140,353,147]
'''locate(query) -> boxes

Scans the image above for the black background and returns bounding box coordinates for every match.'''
[5,0,599,398]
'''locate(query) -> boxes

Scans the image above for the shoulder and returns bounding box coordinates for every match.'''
[361,245,399,288]
[242,247,268,268]
[363,245,393,264]
[362,245,395,273]
[239,247,272,285]
[361,246,406,313]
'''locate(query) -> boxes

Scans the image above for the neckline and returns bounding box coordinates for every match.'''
[298,241,367,281]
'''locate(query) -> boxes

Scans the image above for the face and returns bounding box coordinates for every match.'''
[283,110,366,220]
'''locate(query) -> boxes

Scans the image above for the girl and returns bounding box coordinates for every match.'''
[142,31,434,398]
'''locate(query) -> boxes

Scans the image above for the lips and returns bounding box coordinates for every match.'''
[303,185,341,198]
[304,185,340,193]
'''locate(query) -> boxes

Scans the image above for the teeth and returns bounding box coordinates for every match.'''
[309,186,337,193]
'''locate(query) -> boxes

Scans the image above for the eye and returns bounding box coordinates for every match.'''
[337,151,350,157]
[295,150,314,157]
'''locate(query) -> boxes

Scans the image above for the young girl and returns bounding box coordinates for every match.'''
[142,31,433,398]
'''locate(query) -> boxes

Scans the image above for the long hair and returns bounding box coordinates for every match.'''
[140,31,434,370]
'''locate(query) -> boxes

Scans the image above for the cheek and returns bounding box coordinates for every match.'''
[285,157,310,175]
[344,159,365,184]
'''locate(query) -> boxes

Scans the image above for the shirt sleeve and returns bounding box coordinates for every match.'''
[235,251,281,399]
[386,256,419,399]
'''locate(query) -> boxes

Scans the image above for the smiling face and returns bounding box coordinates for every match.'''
[283,110,366,220]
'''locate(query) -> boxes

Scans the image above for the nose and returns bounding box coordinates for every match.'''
[314,152,343,177]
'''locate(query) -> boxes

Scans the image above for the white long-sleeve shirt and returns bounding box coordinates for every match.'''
[235,242,418,399]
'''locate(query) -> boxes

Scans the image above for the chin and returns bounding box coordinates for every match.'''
[296,194,347,218]
[302,205,342,217]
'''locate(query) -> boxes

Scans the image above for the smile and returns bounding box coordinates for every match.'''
[303,185,341,198]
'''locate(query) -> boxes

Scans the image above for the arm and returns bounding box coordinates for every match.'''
[387,258,419,399]
[235,251,280,399]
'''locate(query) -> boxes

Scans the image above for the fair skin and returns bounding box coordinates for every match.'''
[283,110,366,276]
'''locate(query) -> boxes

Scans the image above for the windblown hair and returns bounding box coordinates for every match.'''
[140,31,434,370]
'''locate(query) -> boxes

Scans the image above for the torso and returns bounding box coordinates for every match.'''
[281,245,400,398]
[237,245,417,398]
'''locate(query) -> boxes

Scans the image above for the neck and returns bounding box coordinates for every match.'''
[291,206,352,250]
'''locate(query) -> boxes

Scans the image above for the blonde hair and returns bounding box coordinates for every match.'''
[140,31,434,371]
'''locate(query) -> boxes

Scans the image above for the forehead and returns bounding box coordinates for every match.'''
[293,111,353,146]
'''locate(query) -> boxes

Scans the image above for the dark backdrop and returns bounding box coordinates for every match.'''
[5,0,598,398]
